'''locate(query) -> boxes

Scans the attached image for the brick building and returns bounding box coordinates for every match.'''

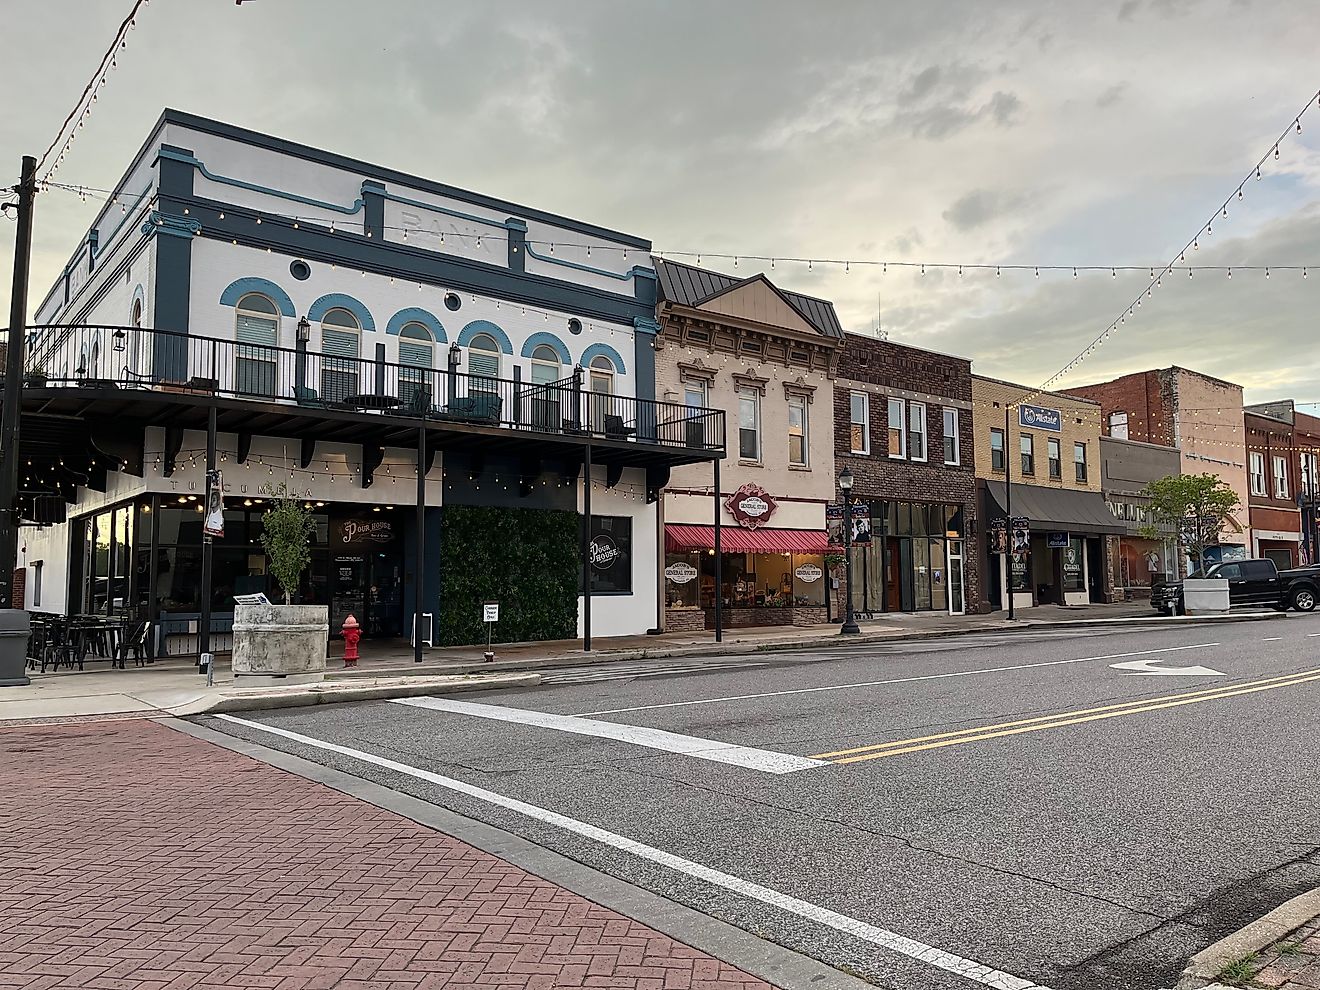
[972,376,1122,610]
[1063,367,1250,564]
[653,258,843,630]
[1243,407,1301,568]
[834,335,980,614]
[1244,400,1320,566]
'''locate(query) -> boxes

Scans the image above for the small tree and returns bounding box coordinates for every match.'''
[1139,473,1242,574]
[258,484,316,605]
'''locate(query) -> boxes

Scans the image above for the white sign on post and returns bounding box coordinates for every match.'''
[483,603,500,623]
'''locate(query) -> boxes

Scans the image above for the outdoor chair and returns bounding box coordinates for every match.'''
[604,414,636,440]
[438,392,502,425]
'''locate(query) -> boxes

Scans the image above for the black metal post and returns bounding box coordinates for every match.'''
[582,441,592,651]
[841,490,860,634]
[147,493,160,659]
[198,405,217,669]
[713,456,722,643]
[572,365,584,433]
[415,425,425,662]
[0,155,38,614]
[1005,402,1015,620]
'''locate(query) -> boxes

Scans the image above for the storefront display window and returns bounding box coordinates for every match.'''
[664,552,701,608]
[588,515,632,594]
[854,500,968,613]
[1063,537,1085,591]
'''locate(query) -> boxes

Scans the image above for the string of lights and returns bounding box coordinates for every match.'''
[1032,87,1320,397]
[36,0,150,184]
[42,180,1317,281]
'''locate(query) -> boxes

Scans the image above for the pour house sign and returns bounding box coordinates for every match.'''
[725,483,778,530]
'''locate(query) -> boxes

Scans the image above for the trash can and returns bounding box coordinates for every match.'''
[0,610,32,687]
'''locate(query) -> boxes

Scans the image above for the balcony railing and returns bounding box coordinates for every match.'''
[22,324,726,454]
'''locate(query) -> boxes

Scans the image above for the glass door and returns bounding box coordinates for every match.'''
[947,540,966,615]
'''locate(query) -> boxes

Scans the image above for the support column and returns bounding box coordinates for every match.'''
[713,457,722,643]
[147,493,160,660]
[198,405,217,667]
[415,425,426,663]
[582,443,592,651]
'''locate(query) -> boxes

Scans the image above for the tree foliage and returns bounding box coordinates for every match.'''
[1140,473,1242,571]
[258,484,317,605]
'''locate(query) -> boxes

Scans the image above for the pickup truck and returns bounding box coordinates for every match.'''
[1152,557,1320,615]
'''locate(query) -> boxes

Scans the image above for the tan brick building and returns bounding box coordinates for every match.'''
[971,376,1122,610]
[653,258,843,631]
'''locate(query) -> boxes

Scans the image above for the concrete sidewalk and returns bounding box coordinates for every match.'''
[0,604,1284,723]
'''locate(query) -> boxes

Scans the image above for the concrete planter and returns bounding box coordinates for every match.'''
[0,610,32,687]
[1183,578,1230,615]
[231,603,328,683]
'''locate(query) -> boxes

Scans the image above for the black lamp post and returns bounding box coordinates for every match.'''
[839,466,860,635]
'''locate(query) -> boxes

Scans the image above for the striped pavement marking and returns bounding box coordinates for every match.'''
[391,696,825,774]
[215,713,1057,990]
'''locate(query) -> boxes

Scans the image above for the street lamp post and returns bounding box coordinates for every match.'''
[839,466,860,635]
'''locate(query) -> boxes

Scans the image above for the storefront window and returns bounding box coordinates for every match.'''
[587,515,632,594]
[790,554,826,606]
[1063,537,1085,591]
[664,552,701,608]
[929,539,947,611]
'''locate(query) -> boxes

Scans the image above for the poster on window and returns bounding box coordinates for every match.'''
[585,515,632,594]
[203,470,225,539]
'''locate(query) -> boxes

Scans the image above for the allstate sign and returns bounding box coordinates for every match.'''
[1018,403,1062,432]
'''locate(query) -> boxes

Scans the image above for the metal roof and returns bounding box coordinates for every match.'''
[653,258,844,339]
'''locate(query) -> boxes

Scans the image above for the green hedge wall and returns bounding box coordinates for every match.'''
[439,504,579,646]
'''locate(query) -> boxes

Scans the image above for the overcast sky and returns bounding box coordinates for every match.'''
[3,0,1318,403]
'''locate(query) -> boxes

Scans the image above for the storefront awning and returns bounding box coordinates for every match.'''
[983,481,1126,535]
[665,524,831,553]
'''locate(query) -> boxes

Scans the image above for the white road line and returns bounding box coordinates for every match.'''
[390,697,825,774]
[577,644,1221,718]
[214,713,1055,990]
[1262,637,1282,642]
[546,662,769,684]
[1309,633,1320,637]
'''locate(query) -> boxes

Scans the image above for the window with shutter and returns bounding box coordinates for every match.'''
[398,323,434,406]
[320,308,360,403]
[235,294,280,397]
[468,334,500,392]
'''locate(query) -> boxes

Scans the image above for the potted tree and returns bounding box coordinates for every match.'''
[230,484,329,682]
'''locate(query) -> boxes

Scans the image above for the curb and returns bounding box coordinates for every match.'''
[1175,886,1320,989]
[332,611,1288,679]
[171,672,541,716]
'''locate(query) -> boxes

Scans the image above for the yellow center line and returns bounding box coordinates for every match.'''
[810,667,1320,764]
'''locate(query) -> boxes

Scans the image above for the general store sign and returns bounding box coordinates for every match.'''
[1018,404,1062,432]
[664,562,699,584]
[725,483,778,530]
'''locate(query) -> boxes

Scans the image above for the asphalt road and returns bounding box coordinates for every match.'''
[202,614,1320,990]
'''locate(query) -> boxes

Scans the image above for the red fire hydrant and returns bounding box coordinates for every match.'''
[342,614,361,668]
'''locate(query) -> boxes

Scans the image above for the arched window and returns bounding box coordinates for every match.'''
[235,292,280,397]
[530,344,561,386]
[320,307,361,403]
[398,322,434,407]
[468,332,500,392]
[588,354,615,430]
[131,299,142,328]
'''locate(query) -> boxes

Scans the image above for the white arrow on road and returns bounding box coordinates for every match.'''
[1110,657,1226,676]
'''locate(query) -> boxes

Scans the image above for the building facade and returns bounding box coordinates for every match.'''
[653,259,842,631]
[972,376,1121,610]
[16,110,724,654]
[833,335,980,615]
[1099,436,1181,599]
[1064,367,1251,565]
[1243,408,1301,568]
[1244,400,1320,566]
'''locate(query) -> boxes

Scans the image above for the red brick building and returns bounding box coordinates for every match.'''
[1244,400,1320,566]
[833,334,981,614]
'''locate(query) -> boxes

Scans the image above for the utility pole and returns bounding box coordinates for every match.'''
[0,155,37,686]
[1004,403,1015,620]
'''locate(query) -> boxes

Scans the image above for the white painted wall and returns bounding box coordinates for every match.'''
[576,465,658,639]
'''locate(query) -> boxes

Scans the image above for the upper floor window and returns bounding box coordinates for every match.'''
[235,292,280,398]
[1020,434,1035,476]
[888,397,906,459]
[529,344,561,386]
[942,408,960,465]
[909,402,927,461]
[588,355,616,431]
[1249,451,1266,496]
[1109,411,1129,440]
[1048,437,1061,479]
[1302,453,1320,497]
[320,307,361,403]
[738,387,761,461]
[990,428,1005,472]
[683,378,707,409]
[467,332,501,391]
[787,393,808,467]
[398,323,435,406]
[1273,455,1289,499]
[850,392,869,454]
[1074,442,1088,483]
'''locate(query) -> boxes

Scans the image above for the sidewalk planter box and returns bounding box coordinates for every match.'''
[1183,578,1230,615]
[231,603,329,683]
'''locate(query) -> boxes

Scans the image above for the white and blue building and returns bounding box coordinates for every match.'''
[18,110,724,655]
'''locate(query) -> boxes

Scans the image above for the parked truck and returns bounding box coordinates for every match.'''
[1152,557,1320,615]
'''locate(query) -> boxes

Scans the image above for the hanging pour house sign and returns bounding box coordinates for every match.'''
[724,483,778,530]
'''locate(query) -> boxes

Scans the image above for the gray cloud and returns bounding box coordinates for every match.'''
[943,189,1031,231]
[1096,83,1128,108]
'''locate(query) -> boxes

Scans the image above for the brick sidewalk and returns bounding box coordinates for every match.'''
[0,720,774,990]
[1231,918,1320,988]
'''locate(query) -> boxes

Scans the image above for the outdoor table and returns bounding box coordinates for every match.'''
[345,393,402,411]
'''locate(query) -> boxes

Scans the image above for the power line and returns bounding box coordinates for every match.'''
[36,0,151,183]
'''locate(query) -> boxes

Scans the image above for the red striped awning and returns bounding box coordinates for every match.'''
[665,524,832,554]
